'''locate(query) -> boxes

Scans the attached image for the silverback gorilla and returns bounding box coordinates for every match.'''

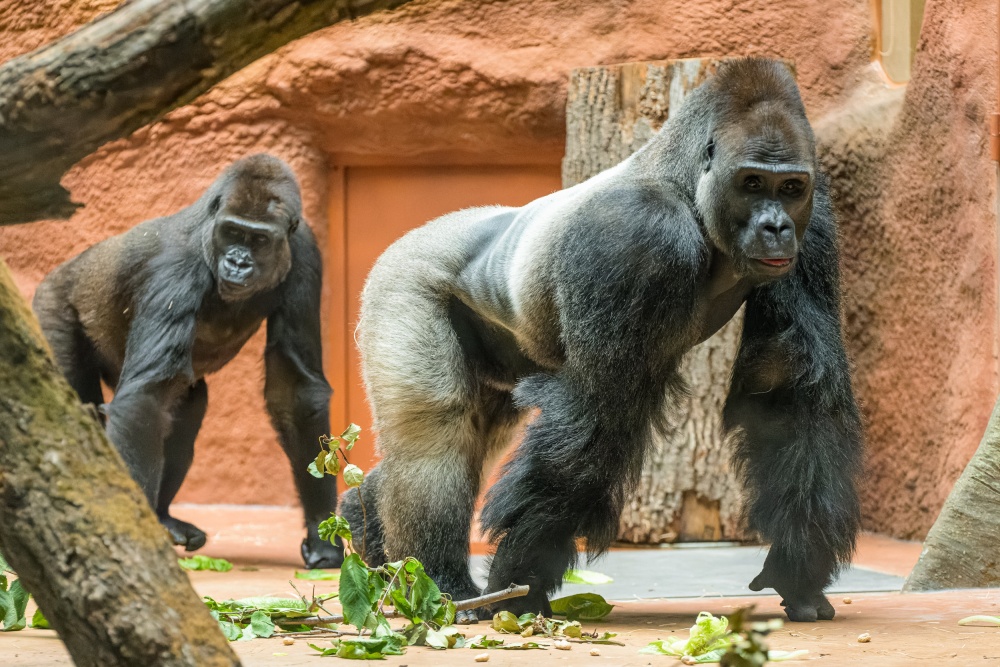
[33,154,343,569]
[340,58,862,622]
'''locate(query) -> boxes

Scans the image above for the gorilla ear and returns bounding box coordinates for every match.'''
[703,138,715,172]
[289,216,300,234]
[207,195,221,216]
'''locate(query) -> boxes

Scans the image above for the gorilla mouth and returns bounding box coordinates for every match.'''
[757,258,792,268]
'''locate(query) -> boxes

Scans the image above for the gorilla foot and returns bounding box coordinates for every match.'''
[480,585,552,619]
[781,593,836,622]
[302,535,345,569]
[160,516,207,551]
[456,609,480,625]
[749,570,835,622]
[436,579,482,625]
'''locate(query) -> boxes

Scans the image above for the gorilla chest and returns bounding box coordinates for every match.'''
[191,310,265,376]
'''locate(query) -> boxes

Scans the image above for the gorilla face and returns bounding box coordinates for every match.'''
[696,103,815,281]
[205,158,300,302]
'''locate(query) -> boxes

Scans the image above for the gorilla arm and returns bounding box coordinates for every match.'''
[723,175,863,622]
[105,250,211,506]
[263,225,342,569]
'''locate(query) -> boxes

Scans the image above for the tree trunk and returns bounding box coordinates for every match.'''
[0,0,414,225]
[903,396,1000,591]
[563,59,746,543]
[0,259,240,665]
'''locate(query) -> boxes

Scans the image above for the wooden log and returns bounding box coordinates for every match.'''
[0,258,240,666]
[903,397,1000,591]
[562,58,745,543]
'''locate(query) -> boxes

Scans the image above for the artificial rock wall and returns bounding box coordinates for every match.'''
[0,0,995,539]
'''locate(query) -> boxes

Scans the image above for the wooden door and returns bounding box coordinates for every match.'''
[326,165,561,475]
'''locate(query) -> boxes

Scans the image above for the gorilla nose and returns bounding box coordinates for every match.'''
[760,219,793,242]
[223,257,253,282]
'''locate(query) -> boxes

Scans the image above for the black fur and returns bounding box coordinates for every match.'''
[347,58,862,622]
[33,154,344,569]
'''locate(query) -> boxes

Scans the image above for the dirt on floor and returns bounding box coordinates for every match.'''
[2,505,998,666]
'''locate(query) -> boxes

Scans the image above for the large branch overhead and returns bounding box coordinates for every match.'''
[0,0,414,225]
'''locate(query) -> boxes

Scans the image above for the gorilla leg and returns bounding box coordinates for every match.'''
[373,387,521,624]
[481,373,661,617]
[157,380,208,550]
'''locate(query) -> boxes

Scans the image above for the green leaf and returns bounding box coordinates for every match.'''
[409,563,443,623]
[294,569,340,581]
[424,626,459,649]
[434,599,457,627]
[318,515,352,545]
[250,610,275,639]
[30,608,49,629]
[238,624,257,641]
[493,641,548,650]
[218,619,243,641]
[178,555,233,572]
[468,635,506,649]
[321,635,406,659]
[492,610,522,633]
[308,642,340,657]
[549,593,614,621]
[685,611,733,655]
[327,456,342,477]
[340,554,377,632]
[563,569,613,585]
[0,579,29,631]
[390,586,413,620]
[341,423,362,448]
[343,464,365,488]
[307,460,323,479]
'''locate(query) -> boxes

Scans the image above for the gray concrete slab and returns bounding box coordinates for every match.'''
[470,544,905,601]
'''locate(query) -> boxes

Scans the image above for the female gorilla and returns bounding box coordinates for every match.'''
[341,58,862,623]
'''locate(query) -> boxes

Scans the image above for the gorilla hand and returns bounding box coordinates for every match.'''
[302,532,345,570]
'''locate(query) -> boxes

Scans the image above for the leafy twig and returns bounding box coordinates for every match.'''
[288,584,530,627]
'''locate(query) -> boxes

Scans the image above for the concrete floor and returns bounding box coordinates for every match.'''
[3,505,999,666]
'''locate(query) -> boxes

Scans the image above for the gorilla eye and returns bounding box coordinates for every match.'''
[780,179,805,197]
[743,175,763,191]
[251,233,270,248]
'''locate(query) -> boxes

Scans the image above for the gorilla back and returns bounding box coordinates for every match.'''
[343,58,862,623]
[33,154,343,569]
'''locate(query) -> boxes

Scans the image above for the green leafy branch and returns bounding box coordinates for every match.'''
[309,424,365,558]
[0,552,47,631]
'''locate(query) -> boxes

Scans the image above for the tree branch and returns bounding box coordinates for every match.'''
[0,259,241,666]
[291,585,531,627]
[0,0,414,225]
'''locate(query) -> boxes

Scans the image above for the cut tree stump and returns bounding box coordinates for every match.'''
[563,58,745,543]
[903,397,1000,591]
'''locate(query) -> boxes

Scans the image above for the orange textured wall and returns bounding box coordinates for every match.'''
[0,0,995,539]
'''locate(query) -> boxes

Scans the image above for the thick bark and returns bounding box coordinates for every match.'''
[563,59,746,543]
[903,396,1000,591]
[0,0,414,225]
[0,258,240,665]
